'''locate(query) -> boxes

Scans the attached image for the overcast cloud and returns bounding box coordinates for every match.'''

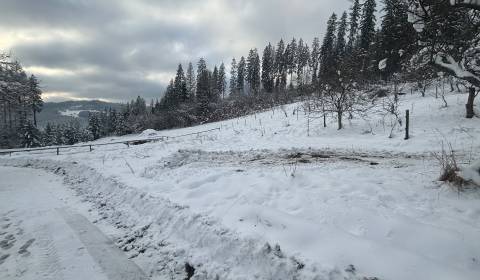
[0,0,354,102]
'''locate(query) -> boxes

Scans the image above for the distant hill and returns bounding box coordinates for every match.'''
[37,100,123,128]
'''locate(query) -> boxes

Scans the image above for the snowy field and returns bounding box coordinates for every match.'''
[1,91,480,280]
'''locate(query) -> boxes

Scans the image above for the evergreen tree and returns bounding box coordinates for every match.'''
[174,63,188,103]
[211,65,220,101]
[320,13,338,81]
[28,75,43,127]
[218,62,227,99]
[21,120,42,148]
[262,43,275,93]
[237,56,246,95]
[229,58,238,96]
[43,123,56,146]
[274,39,287,92]
[378,0,415,78]
[186,62,196,101]
[296,39,310,87]
[88,113,101,140]
[247,49,261,95]
[310,37,321,88]
[347,0,361,50]
[162,79,175,108]
[336,12,348,59]
[285,38,298,87]
[196,58,211,117]
[63,121,82,145]
[115,110,128,136]
[359,0,377,52]
[54,124,64,145]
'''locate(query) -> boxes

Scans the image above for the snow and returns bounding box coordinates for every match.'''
[461,159,480,186]
[378,58,388,70]
[139,129,159,137]
[434,53,480,83]
[0,166,146,280]
[59,109,98,118]
[1,90,480,279]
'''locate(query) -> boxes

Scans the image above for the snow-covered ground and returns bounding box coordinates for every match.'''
[0,166,147,280]
[1,91,479,279]
[59,109,98,118]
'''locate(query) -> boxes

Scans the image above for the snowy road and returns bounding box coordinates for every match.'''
[0,166,148,280]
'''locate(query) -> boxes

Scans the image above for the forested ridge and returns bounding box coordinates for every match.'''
[1,0,478,149]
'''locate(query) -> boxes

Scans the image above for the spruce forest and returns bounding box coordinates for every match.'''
[1,0,478,149]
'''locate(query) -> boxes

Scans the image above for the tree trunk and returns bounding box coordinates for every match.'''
[466,87,476,118]
[337,111,343,130]
[33,109,37,127]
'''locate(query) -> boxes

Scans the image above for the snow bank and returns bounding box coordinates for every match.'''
[140,129,158,137]
[460,159,480,186]
[0,158,370,280]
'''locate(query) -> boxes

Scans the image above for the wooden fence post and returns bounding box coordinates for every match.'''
[405,110,410,140]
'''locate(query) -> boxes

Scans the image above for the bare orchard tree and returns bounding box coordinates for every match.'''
[406,0,480,118]
[314,72,372,130]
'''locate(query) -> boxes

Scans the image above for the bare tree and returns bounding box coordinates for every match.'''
[406,0,480,118]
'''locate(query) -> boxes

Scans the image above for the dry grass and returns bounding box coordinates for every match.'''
[432,142,468,190]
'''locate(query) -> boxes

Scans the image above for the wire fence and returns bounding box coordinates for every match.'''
[0,127,221,156]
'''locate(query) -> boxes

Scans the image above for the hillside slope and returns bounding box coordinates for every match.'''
[2,90,480,280]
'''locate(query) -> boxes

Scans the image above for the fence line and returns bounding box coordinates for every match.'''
[0,127,220,156]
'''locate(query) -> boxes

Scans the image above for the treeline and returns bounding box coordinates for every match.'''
[78,0,480,144]
[0,54,44,148]
[86,0,418,138]
[2,0,478,148]
[115,0,418,132]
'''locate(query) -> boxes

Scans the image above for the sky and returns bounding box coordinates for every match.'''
[0,0,356,103]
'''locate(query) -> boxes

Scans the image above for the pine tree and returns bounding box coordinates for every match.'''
[174,63,188,103]
[336,12,348,60]
[275,39,287,92]
[229,58,238,96]
[108,108,117,134]
[247,49,261,95]
[211,65,220,101]
[21,120,42,148]
[347,0,361,50]
[186,62,196,101]
[296,39,310,87]
[285,38,297,87]
[196,58,211,117]
[162,80,175,108]
[218,63,227,99]
[310,37,321,88]
[262,43,275,93]
[237,56,246,95]
[54,124,64,145]
[63,121,82,145]
[43,123,56,146]
[320,13,338,82]
[359,0,377,52]
[88,113,101,140]
[378,0,415,78]
[115,110,128,136]
[28,75,43,127]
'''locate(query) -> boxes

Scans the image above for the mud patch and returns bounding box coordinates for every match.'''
[144,148,393,178]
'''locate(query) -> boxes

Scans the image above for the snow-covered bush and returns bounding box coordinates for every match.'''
[459,160,480,187]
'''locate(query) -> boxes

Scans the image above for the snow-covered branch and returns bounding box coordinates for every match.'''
[434,53,480,87]
[450,0,480,11]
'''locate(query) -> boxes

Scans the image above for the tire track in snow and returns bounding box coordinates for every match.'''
[37,227,64,280]
[57,208,148,280]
